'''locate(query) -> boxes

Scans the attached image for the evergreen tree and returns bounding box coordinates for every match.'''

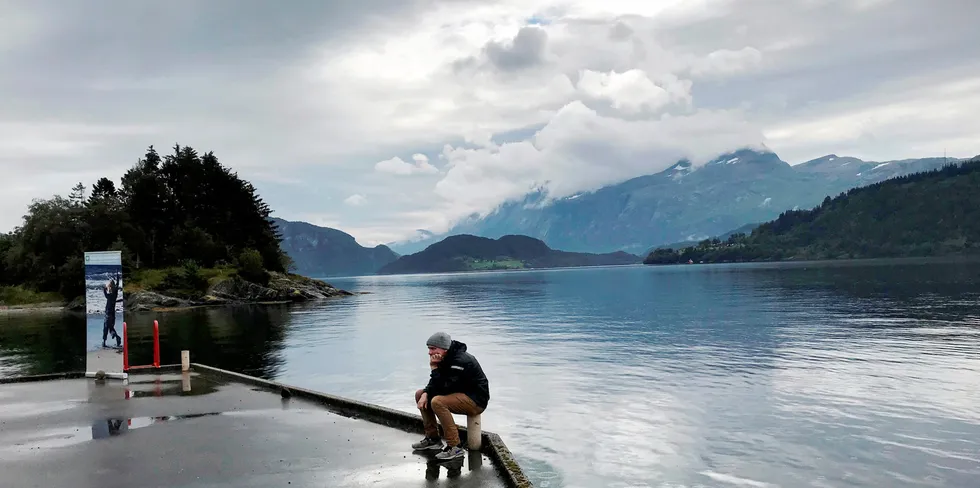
[1,143,291,300]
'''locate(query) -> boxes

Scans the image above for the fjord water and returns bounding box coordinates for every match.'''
[3,259,980,487]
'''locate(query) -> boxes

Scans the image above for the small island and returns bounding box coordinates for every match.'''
[644,155,980,265]
[377,234,641,275]
[0,144,350,313]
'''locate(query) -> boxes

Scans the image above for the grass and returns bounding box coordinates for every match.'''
[0,285,63,306]
[124,265,239,294]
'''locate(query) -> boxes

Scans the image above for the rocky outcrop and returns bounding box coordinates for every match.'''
[206,273,352,303]
[126,291,194,312]
[124,272,352,312]
[66,295,86,311]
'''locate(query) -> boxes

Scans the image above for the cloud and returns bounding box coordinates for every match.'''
[432,100,764,223]
[688,47,763,78]
[343,194,367,206]
[763,76,980,161]
[374,154,439,175]
[485,25,549,71]
[575,69,691,114]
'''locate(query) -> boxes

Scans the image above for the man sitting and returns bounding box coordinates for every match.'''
[413,332,490,460]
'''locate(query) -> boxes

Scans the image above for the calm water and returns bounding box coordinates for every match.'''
[3,258,980,487]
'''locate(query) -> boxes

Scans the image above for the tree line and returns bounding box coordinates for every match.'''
[0,144,290,300]
[645,155,980,265]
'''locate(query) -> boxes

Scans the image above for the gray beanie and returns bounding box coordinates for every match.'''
[426,332,452,350]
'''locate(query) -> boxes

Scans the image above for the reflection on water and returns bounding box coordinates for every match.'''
[3,258,980,487]
[0,304,292,379]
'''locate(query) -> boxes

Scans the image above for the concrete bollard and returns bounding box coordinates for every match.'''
[181,350,190,372]
[467,414,482,450]
[181,372,191,392]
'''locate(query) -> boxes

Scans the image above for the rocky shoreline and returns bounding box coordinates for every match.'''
[61,272,353,313]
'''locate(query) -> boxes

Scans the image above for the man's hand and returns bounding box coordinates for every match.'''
[429,352,443,370]
[417,392,428,410]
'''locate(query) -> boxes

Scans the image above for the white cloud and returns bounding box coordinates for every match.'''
[576,69,681,114]
[764,76,980,162]
[688,47,764,78]
[374,154,439,175]
[432,100,764,225]
[343,194,367,206]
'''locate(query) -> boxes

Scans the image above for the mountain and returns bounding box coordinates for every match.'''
[377,234,641,275]
[272,218,398,277]
[389,149,960,255]
[644,155,980,264]
[794,154,953,184]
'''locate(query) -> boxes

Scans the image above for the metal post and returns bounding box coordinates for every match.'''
[467,414,482,450]
[152,320,161,368]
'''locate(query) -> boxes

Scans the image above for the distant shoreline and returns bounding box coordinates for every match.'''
[643,253,980,268]
[373,262,645,278]
[0,303,68,316]
[1,272,353,316]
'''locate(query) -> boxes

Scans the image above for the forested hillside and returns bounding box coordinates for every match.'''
[645,156,980,264]
[379,234,640,274]
[1,145,290,301]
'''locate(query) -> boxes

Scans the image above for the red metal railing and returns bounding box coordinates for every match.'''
[123,320,162,371]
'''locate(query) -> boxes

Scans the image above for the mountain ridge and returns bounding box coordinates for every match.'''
[389,149,962,255]
[377,234,641,275]
[644,155,980,264]
[273,217,399,277]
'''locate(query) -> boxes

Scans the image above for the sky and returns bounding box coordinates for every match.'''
[1,0,978,246]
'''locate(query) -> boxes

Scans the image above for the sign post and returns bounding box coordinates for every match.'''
[84,251,127,380]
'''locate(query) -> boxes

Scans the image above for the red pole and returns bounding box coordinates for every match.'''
[153,320,161,368]
[122,322,129,371]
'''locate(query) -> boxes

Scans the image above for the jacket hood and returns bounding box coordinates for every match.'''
[447,340,467,357]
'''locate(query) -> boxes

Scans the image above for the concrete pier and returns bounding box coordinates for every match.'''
[0,367,529,488]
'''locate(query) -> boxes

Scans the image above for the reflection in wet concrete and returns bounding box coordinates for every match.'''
[124,371,220,398]
[421,450,485,481]
[91,413,222,440]
[3,412,225,454]
[425,458,464,480]
[90,418,127,439]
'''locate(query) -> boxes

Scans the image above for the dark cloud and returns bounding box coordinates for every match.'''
[0,0,436,232]
[485,25,549,71]
[0,0,425,118]
[649,0,980,113]
[0,0,431,161]
[454,24,550,74]
[609,21,634,41]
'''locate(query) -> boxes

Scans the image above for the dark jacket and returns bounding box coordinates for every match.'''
[103,280,119,314]
[423,340,490,409]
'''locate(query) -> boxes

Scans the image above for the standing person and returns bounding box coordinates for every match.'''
[102,275,122,347]
[412,332,490,460]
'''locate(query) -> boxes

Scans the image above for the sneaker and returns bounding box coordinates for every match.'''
[412,436,443,451]
[435,445,465,461]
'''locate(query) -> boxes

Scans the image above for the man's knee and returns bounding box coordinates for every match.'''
[415,389,424,402]
[430,395,446,410]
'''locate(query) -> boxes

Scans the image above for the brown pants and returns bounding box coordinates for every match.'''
[415,389,484,448]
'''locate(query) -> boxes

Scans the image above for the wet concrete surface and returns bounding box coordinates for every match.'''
[0,372,505,488]
[85,347,125,376]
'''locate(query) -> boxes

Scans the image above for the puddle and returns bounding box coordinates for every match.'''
[0,412,223,457]
[91,412,222,439]
[0,400,86,420]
